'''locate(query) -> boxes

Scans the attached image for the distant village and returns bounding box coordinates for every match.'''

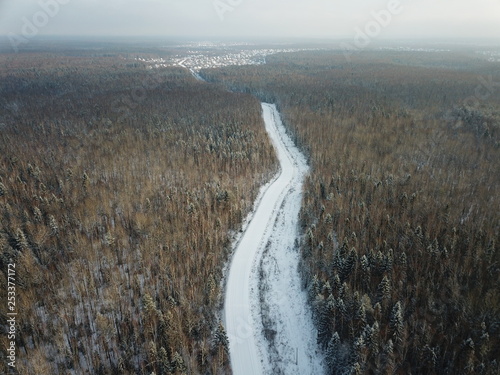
[133,43,500,72]
[133,43,316,72]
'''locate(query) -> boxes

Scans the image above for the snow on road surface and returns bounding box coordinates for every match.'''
[224,103,325,375]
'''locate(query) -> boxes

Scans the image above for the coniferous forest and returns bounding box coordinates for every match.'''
[202,50,500,374]
[0,51,277,374]
[0,45,499,375]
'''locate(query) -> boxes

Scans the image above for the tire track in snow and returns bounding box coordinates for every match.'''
[224,103,324,375]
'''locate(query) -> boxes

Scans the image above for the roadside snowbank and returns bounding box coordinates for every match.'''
[224,103,324,375]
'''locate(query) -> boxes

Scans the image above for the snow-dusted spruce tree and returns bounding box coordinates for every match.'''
[389,301,404,344]
[377,275,391,306]
[212,321,229,366]
[325,332,349,375]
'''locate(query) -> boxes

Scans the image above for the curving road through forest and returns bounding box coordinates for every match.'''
[224,103,323,375]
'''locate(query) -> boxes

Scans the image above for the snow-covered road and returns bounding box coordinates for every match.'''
[224,103,324,375]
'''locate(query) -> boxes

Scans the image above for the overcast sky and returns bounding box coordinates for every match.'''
[1,0,499,41]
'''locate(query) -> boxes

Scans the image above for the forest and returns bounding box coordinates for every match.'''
[0,50,277,374]
[1,44,499,375]
[202,49,500,374]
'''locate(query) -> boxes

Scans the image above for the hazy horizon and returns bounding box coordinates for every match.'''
[1,0,499,47]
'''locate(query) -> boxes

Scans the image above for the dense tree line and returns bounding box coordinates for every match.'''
[203,50,500,374]
[0,52,277,374]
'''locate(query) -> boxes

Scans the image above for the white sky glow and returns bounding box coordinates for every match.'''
[0,0,499,41]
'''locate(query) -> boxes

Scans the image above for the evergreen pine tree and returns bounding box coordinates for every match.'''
[325,332,342,375]
[148,341,158,367]
[33,206,42,223]
[171,351,186,373]
[158,347,171,375]
[15,228,29,250]
[389,301,404,343]
[355,303,367,326]
[370,321,380,355]
[332,273,341,295]
[377,275,391,304]
[213,321,229,353]
[382,339,395,375]
[49,215,59,236]
[309,274,321,302]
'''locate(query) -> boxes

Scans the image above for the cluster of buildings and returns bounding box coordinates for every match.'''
[133,43,314,72]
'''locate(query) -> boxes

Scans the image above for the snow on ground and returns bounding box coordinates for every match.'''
[133,44,320,72]
[224,103,325,375]
[255,106,325,375]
